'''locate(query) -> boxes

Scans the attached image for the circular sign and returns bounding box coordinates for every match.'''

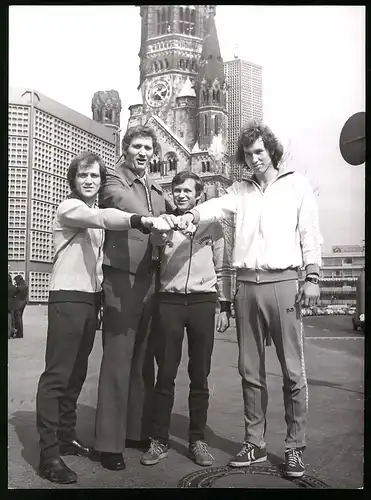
[178,464,331,489]
[339,112,365,166]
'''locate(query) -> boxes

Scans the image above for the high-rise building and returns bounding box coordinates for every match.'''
[8,88,116,302]
[224,58,263,181]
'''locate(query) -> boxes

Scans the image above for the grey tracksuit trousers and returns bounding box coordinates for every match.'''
[234,276,308,450]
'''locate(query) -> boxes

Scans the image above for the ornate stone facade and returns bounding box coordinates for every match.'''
[91,90,122,160]
[127,5,234,258]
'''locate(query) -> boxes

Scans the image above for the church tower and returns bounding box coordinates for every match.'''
[126,5,234,261]
[137,5,216,141]
[195,11,227,151]
[91,90,122,160]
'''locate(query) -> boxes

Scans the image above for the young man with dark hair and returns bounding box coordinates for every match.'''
[140,171,233,468]
[170,120,322,478]
[93,126,172,471]
[36,150,169,484]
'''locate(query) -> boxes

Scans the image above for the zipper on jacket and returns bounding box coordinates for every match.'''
[246,170,294,194]
[184,231,196,302]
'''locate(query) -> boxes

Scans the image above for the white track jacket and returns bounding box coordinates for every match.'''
[191,169,322,276]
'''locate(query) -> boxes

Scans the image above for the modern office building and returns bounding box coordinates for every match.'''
[298,244,365,305]
[8,88,116,302]
[224,58,263,181]
[319,245,365,305]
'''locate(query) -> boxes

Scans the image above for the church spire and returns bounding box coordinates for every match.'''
[197,11,225,87]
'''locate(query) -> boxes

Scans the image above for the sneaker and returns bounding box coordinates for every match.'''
[284,448,305,478]
[228,442,267,467]
[189,440,214,466]
[140,439,168,466]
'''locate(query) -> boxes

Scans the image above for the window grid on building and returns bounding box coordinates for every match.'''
[8,229,26,260]
[8,135,29,167]
[8,198,27,229]
[30,230,53,262]
[31,200,54,232]
[33,139,54,174]
[32,170,53,203]
[29,271,51,302]
[8,167,28,198]
[8,105,30,136]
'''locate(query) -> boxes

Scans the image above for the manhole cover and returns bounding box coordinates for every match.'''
[178,464,330,489]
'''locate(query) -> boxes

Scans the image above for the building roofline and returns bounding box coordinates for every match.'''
[9,87,115,144]
[224,59,262,69]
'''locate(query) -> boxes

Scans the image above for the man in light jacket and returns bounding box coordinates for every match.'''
[140,171,233,468]
[36,151,169,485]
[167,120,322,478]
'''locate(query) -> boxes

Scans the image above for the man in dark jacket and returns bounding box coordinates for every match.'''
[13,275,29,338]
[94,125,169,471]
[8,274,17,338]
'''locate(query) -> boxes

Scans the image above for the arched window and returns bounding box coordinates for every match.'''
[165,59,169,69]
[165,152,178,173]
[105,109,112,121]
[179,59,184,70]
[153,62,158,73]
[206,160,211,172]
[157,10,161,35]
[202,88,209,104]
[157,7,171,35]
[158,60,163,70]
[180,6,195,35]
[204,115,208,136]
[179,7,183,32]
[201,161,206,173]
[214,115,219,135]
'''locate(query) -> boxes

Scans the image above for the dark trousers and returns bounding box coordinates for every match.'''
[36,294,99,460]
[14,306,25,338]
[152,297,216,445]
[8,311,14,338]
[94,266,156,453]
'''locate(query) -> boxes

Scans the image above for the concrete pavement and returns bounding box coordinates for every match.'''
[8,306,364,489]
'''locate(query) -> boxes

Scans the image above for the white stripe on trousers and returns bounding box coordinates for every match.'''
[296,280,309,412]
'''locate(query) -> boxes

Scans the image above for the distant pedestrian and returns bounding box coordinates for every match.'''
[13,275,28,339]
[8,274,17,339]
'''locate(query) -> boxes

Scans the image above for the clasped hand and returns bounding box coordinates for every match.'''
[142,213,197,235]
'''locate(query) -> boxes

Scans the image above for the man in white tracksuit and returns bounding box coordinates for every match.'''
[168,120,322,478]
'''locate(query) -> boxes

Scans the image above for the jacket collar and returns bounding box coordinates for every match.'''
[115,158,163,194]
[246,166,295,187]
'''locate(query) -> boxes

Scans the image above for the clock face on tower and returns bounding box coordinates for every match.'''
[145,78,171,108]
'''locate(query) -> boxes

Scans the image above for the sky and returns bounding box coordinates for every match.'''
[8,5,365,253]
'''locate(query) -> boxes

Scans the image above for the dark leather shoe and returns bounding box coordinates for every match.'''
[39,457,77,484]
[59,439,92,457]
[126,439,150,449]
[88,449,101,462]
[100,452,126,471]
